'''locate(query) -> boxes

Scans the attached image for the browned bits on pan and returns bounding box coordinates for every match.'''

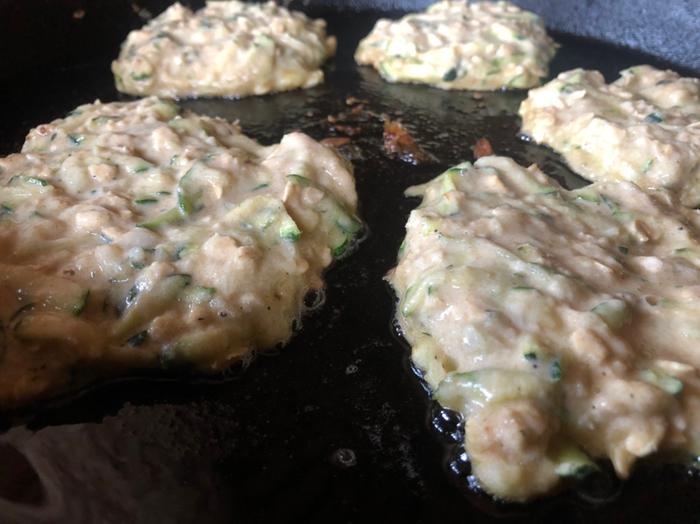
[473,137,494,159]
[333,124,361,136]
[383,117,434,165]
[326,114,361,136]
[345,96,368,106]
[321,95,435,164]
[72,8,86,20]
[345,96,368,115]
[321,136,351,147]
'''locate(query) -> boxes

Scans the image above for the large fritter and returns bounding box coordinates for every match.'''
[389,156,700,501]
[355,0,557,90]
[520,66,700,206]
[0,97,360,407]
[112,1,336,98]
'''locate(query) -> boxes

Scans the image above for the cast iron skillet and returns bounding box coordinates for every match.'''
[1,1,699,522]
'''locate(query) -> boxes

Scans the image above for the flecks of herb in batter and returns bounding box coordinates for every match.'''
[644,112,663,124]
[442,67,458,82]
[550,359,562,381]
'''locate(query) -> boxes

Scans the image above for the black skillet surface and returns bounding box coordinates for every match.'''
[1,2,700,523]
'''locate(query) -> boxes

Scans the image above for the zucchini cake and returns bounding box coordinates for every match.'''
[354,0,557,90]
[0,97,361,407]
[388,156,700,501]
[112,1,336,98]
[520,66,700,206]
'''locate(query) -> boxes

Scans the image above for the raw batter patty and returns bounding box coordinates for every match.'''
[389,155,700,500]
[112,1,336,98]
[0,97,360,407]
[355,0,557,90]
[520,66,700,206]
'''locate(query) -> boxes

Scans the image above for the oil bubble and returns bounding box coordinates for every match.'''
[331,448,357,468]
[431,407,464,444]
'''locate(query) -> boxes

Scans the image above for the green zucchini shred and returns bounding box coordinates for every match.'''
[10,303,35,322]
[169,273,192,287]
[91,115,120,125]
[331,238,349,258]
[135,197,158,205]
[574,191,600,204]
[115,274,191,338]
[127,330,149,347]
[397,239,406,257]
[9,175,50,187]
[435,368,551,416]
[553,442,598,478]
[523,351,538,362]
[173,244,192,261]
[591,299,630,330]
[280,223,302,242]
[549,360,562,381]
[644,112,663,123]
[125,285,139,306]
[639,368,683,395]
[131,72,152,81]
[286,174,311,186]
[442,67,458,82]
[185,286,216,305]
[72,290,90,316]
[68,134,85,146]
[137,207,183,229]
[600,194,619,214]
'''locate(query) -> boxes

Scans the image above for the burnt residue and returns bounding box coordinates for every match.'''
[319,95,437,165]
[0,5,699,524]
[382,116,435,165]
[472,137,494,159]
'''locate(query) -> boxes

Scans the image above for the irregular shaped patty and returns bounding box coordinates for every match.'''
[112,1,336,98]
[355,0,556,90]
[0,97,360,407]
[389,156,700,500]
[520,66,700,206]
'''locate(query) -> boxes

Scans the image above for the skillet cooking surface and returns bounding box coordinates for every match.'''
[1,4,700,523]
